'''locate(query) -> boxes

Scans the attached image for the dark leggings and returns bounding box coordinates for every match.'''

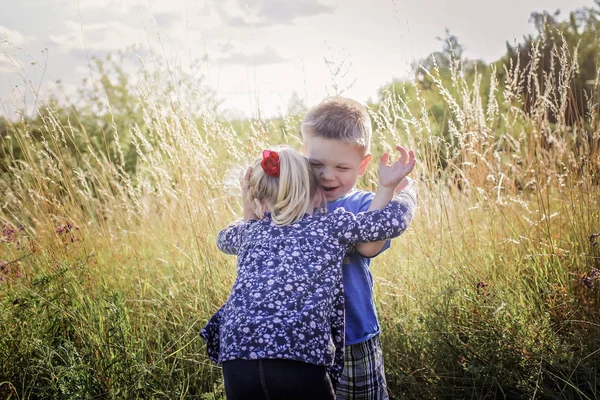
[222,358,335,400]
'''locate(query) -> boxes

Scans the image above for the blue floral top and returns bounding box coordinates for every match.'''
[200,193,415,383]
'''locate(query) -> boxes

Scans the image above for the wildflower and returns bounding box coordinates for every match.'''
[590,233,600,247]
[0,260,7,273]
[476,280,490,297]
[1,224,15,243]
[56,223,74,235]
[582,269,599,289]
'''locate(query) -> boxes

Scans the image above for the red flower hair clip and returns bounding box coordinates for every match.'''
[261,149,280,177]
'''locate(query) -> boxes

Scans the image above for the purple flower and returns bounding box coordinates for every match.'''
[582,269,599,289]
[476,280,489,296]
[56,223,73,235]
[1,224,15,243]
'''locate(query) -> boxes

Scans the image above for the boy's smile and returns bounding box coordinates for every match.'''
[303,134,372,202]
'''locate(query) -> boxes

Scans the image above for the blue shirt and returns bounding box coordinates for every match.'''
[200,194,416,383]
[327,189,408,345]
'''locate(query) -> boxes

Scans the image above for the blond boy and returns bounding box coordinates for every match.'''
[301,97,416,400]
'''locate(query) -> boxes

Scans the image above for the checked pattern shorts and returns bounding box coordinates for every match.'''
[335,335,390,400]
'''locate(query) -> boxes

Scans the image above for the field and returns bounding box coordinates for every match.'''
[1,28,599,399]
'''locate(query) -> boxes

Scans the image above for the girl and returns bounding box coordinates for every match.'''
[201,147,416,400]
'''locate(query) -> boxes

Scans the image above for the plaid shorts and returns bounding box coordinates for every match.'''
[335,335,389,400]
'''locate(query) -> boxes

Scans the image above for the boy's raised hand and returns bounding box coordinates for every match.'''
[379,145,416,191]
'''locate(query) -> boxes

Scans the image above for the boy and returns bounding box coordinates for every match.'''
[301,97,417,400]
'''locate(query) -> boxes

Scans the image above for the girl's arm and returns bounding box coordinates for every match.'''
[335,192,416,245]
[217,168,259,255]
[356,145,416,256]
[217,219,252,255]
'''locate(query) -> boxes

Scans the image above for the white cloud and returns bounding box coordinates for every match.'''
[57,0,140,13]
[48,20,147,53]
[222,0,335,28]
[0,53,14,72]
[0,25,34,46]
[220,46,287,65]
[250,0,335,23]
[61,0,199,15]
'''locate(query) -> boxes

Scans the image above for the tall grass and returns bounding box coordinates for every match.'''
[1,36,599,399]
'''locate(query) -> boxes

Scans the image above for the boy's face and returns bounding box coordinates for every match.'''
[303,133,371,202]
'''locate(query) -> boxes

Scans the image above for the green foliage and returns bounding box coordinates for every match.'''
[501,5,600,125]
[0,258,224,399]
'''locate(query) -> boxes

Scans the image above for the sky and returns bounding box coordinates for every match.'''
[0,0,596,119]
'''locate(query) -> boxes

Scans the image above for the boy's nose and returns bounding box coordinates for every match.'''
[320,168,335,181]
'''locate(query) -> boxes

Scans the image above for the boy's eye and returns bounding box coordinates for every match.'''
[310,163,323,168]
[337,167,349,171]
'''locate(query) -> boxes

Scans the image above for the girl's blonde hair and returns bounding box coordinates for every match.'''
[246,148,320,225]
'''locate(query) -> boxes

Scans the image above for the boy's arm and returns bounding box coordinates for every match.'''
[356,145,416,257]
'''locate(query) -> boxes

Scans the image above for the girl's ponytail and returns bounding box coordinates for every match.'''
[271,150,311,225]
[246,148,316,225]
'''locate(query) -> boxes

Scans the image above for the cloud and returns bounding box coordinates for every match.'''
[0,25,34,46]
[60,0,194,16]
[0,53,14,72]
[221,46,287,65]
[252,0,335,23]
[154,12,180,28]
[48,20,147,55]
[224,0,335,28]
[56,0,140,13]
[228,16,271,28]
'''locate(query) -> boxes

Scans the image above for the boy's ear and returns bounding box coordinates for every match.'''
[358,153,372,175]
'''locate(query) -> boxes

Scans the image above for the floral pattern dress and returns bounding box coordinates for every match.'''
[200,192,415,383]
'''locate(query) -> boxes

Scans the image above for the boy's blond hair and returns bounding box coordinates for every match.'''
[246,148,320,226]
[301,97,372,152]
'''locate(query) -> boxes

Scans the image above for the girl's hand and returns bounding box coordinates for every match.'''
[241,167,259,221]
[378,145,416,191]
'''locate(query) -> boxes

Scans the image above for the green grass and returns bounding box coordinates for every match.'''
[1,35,599,399]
